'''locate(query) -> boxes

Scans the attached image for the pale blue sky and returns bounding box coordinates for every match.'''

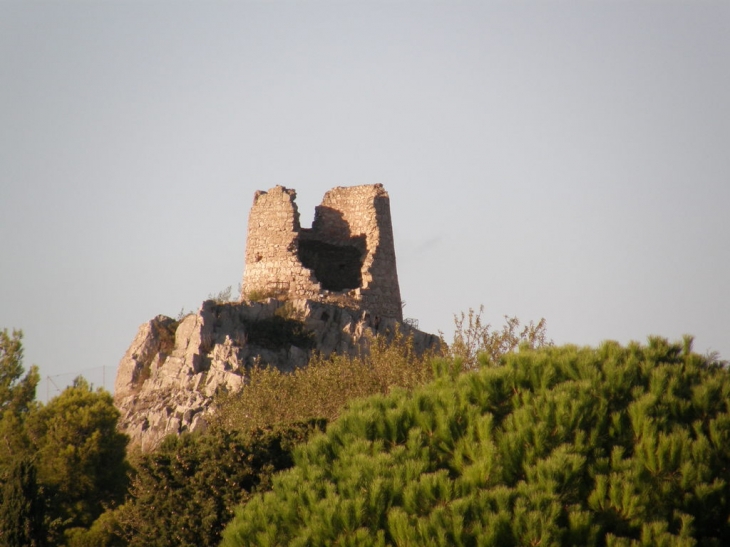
[1,1,728,398]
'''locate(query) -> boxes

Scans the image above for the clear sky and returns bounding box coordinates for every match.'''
[1,1,728,399]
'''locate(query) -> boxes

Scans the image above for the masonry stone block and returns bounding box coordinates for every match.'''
[241,184,403,320]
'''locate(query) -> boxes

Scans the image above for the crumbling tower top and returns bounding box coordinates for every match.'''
[241,184,403,320]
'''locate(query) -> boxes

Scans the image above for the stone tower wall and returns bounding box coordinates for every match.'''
[241,184,403,320]
[242,187,322,300]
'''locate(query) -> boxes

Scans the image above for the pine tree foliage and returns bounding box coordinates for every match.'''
[0,330,132,546]
[221,338,730,546]
[0,458,46,547]
[115,421,324,547]
[25,378,129,541]
[64,509,126,547]
[0,329,39,480]
[0,329,39,416]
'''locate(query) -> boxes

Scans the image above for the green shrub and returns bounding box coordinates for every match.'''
[242,287,286,303]
[115,422,323,547]
[221,337,730,546]
[448,305,552,369]
[214,330,434,434]
[216,311,544,436]
[208,285,237,304]
[64,511,125,547]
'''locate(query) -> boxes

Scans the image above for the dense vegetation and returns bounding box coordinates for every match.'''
[0,329,129,546]
[214,330,435,434]
[3,313,729,547]
[221,337,730,546]
[109,328,446,547]
[216,308,550,434]
[114,421,324,547]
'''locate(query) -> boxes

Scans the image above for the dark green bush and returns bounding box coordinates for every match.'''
[0,458,46,547]
[221,338,730,547]
[115,421,324,547]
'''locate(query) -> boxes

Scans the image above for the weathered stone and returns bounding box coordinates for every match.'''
[114,299,440,451]
[242,185,403,320]
[114,315,177,400]
[114,184,439,452]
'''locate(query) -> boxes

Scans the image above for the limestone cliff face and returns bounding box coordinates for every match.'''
[114,298,440,452]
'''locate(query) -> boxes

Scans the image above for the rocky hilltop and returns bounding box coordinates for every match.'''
[114,184,437,451]
[114,298,439,451]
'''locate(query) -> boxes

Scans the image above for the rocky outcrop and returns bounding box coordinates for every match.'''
[114,298,440,452]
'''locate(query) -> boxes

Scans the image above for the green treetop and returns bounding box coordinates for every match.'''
[0,329,40,478]
[221,337,730,547]
[0,329,39,416]
[0,458,46,547]
[25,378,130,543]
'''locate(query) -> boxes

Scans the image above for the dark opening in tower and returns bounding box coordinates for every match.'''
[298,239,364,292]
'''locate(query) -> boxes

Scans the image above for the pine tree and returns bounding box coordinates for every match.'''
[25,378,130,542]
[0,329,39,416]
[0,329,39,479]
[0,458,46,547]
[221,338,730,546]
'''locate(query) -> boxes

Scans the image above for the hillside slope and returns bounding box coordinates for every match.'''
[221,338,730,547]
[114,298,439,451]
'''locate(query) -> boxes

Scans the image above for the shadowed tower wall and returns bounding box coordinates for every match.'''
[241,184,403,320]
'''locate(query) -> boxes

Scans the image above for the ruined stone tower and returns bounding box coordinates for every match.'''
[241,184,403,320]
